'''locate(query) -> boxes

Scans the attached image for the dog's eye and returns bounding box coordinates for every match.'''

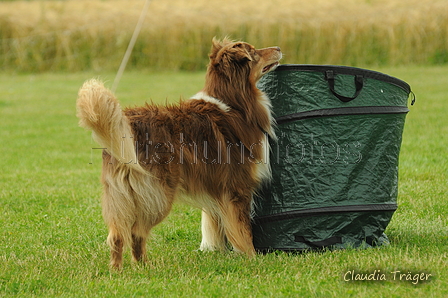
[233,43,243,48]
[249,50,257,59]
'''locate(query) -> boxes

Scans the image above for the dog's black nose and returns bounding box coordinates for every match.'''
[276,47,281,51]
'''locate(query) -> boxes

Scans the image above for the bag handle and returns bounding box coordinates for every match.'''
[325,70,364,103]
[294,234,342,248]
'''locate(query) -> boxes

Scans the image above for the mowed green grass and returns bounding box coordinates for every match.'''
[0,67,447,297]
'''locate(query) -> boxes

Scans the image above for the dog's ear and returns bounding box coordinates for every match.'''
[231,43,253,63]
[210,39,253,67]
[210,37,223,58]
[209,37,232,65]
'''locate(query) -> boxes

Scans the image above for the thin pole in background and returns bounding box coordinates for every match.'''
[111,0,152,93]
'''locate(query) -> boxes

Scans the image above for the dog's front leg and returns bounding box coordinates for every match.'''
[220,197,256,257]
[200,209,227,252]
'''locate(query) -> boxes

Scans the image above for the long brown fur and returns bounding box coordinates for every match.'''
[76,38,282,269]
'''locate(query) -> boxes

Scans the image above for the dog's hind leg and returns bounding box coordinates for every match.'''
[102,176,136,269]
[131,234,148,263]
[200,209,227,252]
[130,177,177,264]
[107,228,125,270]
[220,196,256,257]
[131,219,151,264]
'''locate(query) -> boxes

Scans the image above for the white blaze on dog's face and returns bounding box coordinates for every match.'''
[209,38,282,82]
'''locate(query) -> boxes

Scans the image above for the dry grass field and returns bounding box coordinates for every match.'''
[1,0,448,71]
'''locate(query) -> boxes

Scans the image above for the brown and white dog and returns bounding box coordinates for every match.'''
[76,38,282,269]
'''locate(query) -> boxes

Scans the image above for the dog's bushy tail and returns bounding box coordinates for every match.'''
[76,79,145,174]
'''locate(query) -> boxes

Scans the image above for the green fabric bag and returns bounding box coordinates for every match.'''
[253,65,413,252]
